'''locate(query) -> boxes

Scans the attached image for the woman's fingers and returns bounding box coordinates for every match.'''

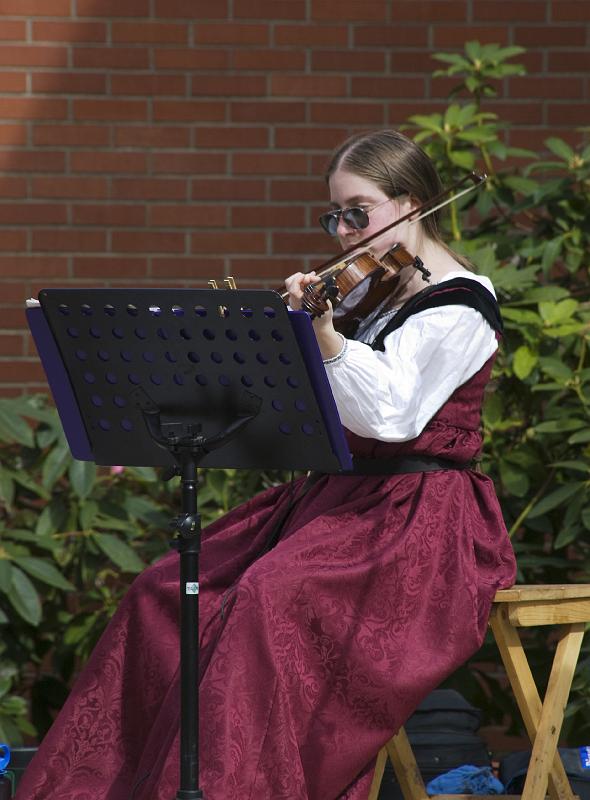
[284,271,317,310]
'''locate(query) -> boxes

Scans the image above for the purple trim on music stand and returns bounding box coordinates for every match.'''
[26,306,93,461]
[288,309,352,472]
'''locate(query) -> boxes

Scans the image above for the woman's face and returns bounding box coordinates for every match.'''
[327,167,416,257]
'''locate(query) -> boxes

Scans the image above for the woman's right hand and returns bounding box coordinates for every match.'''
[283,271,317,310]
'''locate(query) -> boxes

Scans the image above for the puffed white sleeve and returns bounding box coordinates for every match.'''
[322,303,498,442]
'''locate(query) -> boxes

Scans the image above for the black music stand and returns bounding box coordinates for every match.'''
[27,287,352,800]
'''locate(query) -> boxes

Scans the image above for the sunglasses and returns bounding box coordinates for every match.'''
[318,198,393,236]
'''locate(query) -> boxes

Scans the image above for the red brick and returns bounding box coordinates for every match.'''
[0,177,26,197]
[312,50,386,72]
[231,206,304,228]
[154,0,228,17]
[153,100,225,122]
[151,256,225,279]
[235,0,305,18]
[194,24,269,46]
[233,50,305,71]
[72,205,146,227]
[155,49,229,70]
[433,26,511,47]
[310,100,385,124]
[485,101,544,124]
[272,75,346,97]
[32,229,106,252]
[111,74,186,96]
[0,46,67,68]
[275,126,349,149]
[0,72,26,92]
[194,126,268,148]
[191,231,266,254]
[191,179,266,201]
[32,72,106,95]
[231,101,306,123]
[272,231,333,255]
[74,99,148,122]
[112,231,185,254]
[549,51,590,71]
[0,361,47,384]
[386,101,447,126]
[354,24,428,46]
[1,282,33,303]
[71,152,147,173]
[0,231,27,250]
[0,256,67,277]
[149,205,227,228]
[551,1,590,21]
[32,177,108,199]
[547,103,590,125]
[312,0,388,21]
[2,97,68,120]
[112,21,188,44]
[32,21,106,42]
[0,21,26,41]
[0,203,67,225]
[152,152,227,174]
[392,51,445,73]
[0,125,27,145]
[192,75,266,97]
[114,126,190,148]
[233,152,308,175]
[0,334,23,356]
[76,0,149,16]
[514,25,586,46]
[73,47,149,70]
[474,1,547,21]
[351,76,426,98]
[509,76,585,99]
[0,0,69,13]
[229,257,304,280]
[391,1,467,21]
[275,24,348,46]
[33,125,110,147]
[73,257,147,279]
[112,178,187,201]
[270,179,325,202]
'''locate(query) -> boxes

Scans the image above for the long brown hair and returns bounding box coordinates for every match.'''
[326,129,472,268]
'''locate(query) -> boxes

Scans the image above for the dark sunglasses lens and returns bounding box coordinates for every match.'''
[342,207,370,230]
[319,211,340,236]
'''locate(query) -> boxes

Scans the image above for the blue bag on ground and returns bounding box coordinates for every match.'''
[426,765,504,795]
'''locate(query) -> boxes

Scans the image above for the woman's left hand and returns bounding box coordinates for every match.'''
[312,301,344,360]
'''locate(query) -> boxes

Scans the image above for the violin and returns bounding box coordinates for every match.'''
[281,171,486,334]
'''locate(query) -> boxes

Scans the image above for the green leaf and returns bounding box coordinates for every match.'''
[535,419,586,433]
[512,345,538,380]
[0,560,12,593]
[8,566,42,626]
[529,482,586,519]
[0,466,14,510]
[68,460,97,500]
[0,400,35,447]
[13,557,75,591]
[35,499,68,537]
[544,137,575,162]
[41,440,71,491]
[499,460,529,498]
[554,527,581,549]
[568,429,590,444]
[449,149,475,170]
[92,533,144,573]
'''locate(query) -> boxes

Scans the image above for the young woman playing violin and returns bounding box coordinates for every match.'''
[17,130,516,800]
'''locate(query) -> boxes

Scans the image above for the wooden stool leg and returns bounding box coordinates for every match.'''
[489,607,581,800]
[521,622,584,800]
[367,748,388,800]
[386,727,429,800]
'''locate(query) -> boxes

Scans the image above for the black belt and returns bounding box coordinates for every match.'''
[344,454,473,475]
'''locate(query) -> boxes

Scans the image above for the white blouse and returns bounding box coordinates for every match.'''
[323,272,498,442]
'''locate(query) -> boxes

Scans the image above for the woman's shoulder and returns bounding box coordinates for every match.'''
[436,268,497,298]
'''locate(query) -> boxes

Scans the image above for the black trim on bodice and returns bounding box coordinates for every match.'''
[369,277,503,352]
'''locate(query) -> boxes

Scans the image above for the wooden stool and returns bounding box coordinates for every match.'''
[368,584,590,800]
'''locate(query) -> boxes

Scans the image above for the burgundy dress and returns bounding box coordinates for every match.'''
[17,354,516,800]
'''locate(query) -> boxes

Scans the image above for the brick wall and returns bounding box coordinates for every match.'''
[0,0,588,394]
